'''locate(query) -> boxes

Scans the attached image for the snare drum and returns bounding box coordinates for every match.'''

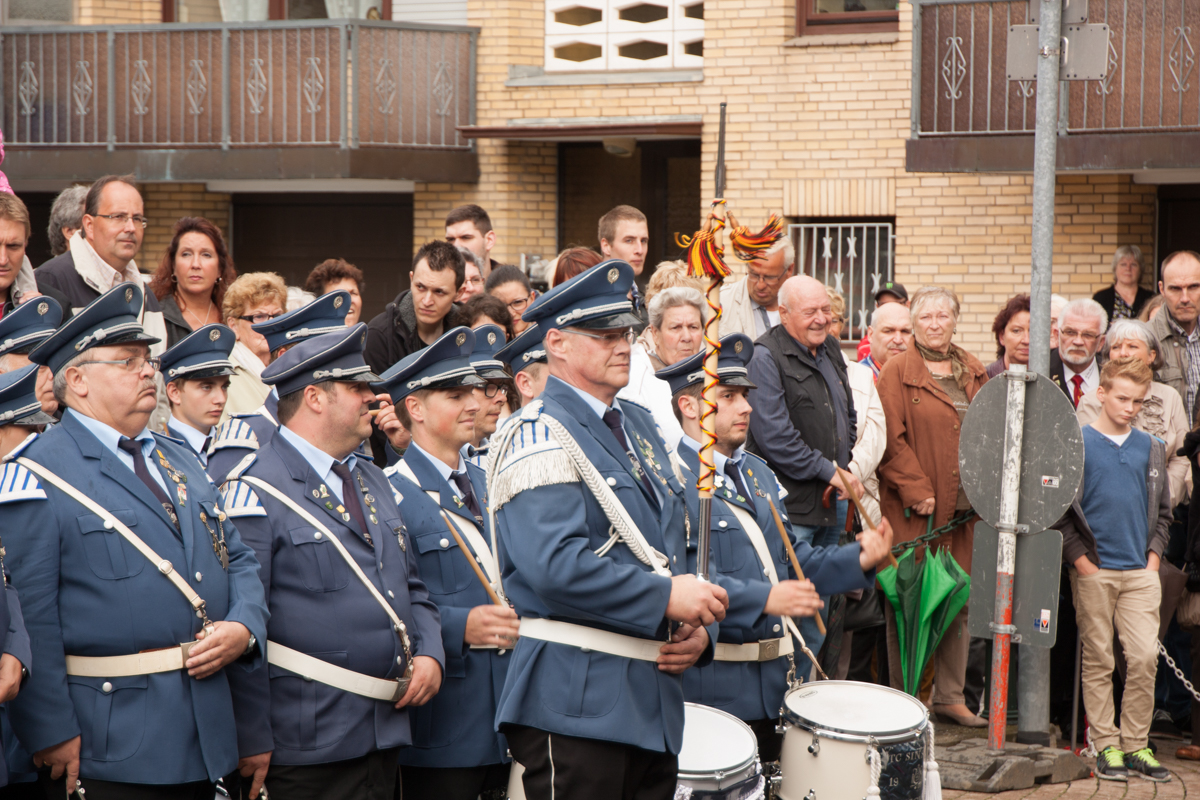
[778,681,928,800]
[678,703,763,799]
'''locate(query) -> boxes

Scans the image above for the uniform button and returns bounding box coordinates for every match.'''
[397,656,404,665]
[606,477,617,486]
[580,647,592,653]
[764,567,770,576]
[379,562,384,570]
[718,520,728,528]
[103,520,113,530]
[953,423,959,430]
[439,538,450,549]
[195,572,202,582]
[387,590,395,599]
[101,682,112,693]
[314,531,323,540]
[773,624,781,632]
[673,555,677,564]
[952,469,958,476]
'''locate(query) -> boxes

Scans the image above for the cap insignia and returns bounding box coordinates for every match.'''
[456,332,467,346]
[209,329,221,341]
[734,340,744,354]
[607,267,619,284]
[125,288,134,302]
[334,296,344,309]
[37,302,48,315]
[487,332,497,345]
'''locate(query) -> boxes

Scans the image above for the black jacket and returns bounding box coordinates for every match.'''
[158,293,191,349]
[1092,285,1154,324]
[35,251,164,317]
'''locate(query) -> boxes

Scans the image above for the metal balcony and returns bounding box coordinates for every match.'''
[0,20,479,183]
[906,0,1200,173]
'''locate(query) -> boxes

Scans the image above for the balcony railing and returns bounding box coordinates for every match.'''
[0,20,476,150]
[911,0,1199,136]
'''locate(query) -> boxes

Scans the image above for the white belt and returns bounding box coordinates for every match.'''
[268,641,408,702]
[713,636,793,662]
[519,617,663,662]
[65,642,198,678]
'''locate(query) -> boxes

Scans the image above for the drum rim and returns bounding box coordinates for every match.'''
[779,681,929,743]
[677,702,762,786]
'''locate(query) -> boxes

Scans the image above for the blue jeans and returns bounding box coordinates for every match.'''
[791,499,847,680]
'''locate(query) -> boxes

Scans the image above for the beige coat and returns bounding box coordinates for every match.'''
[718,277,759,339]
[1076,380,1191,505]
[846,360,886,522]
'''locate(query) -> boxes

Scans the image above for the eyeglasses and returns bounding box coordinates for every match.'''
[90,213,149,228]
[506,293,534,312]
[237,311,284,324]
[1060,328,1100,343]
[747,270,788,285]
[562,327,637,347]
[480,382,510,398]
[80,355,161,373]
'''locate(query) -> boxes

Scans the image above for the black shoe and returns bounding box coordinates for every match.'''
[1096,747,1128,781]
[1124,747,1171,782]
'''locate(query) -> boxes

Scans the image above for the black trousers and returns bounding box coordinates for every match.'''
[400,762,509,800]
[261,749,401,800]
[745,718,784,764]
[36,771,213,800]
[505,725,677,800]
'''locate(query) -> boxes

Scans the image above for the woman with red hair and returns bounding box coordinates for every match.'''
[149,216,238,347]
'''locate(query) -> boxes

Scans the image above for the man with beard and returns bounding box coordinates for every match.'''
[1052,298,1108,409]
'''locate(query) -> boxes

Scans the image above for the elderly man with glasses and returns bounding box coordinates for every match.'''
[1050,298,1109,410]
[719,236,796,340]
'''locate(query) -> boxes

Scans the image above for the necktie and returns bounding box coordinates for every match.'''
[117,437,178,529]
[754,305,772,337]
[1070,374,1084,409]
[602,409,657,499]
[201,436,211,455]
[330,462,370,540]
[450,471,484,524]
[723,459,750,501]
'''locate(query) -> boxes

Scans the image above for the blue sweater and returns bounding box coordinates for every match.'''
[1080,425,1150,571]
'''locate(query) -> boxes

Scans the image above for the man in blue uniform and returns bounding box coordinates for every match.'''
[463,323,510,468]
[0,283,269,799]
[656,332,893,761]
[488,260,729,800]
[221,323,444,800]
[496,323,547,409]
[160,324,236,467]
[207,290,350,483]
[0,295,63,418]
[376,326,518,799]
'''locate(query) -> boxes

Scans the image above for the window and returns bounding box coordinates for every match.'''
[167,0,383,21]
[795,0,898,35]
[4,0,72,23]
[545,0,703,72]
[790,220,895,343]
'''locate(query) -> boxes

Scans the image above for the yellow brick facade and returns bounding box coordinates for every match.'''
[136,183,232,271]
[411,0,1159,358]
[76,0,160,24]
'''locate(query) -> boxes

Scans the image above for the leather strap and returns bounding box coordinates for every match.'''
[16,457,211,623]
[239,476,415,684]
[267,641,406,702]
[65,643,197,678]
[713,636,793,662]
[722,500,781,585]
[518,617,663,662]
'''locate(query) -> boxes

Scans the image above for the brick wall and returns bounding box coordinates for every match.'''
[136,183,232,271]
[76,0,159,24]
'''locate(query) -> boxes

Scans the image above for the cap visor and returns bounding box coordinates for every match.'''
[474,366,511,380]
[12,409,57,427]
[721,375,757,390]
[332,370,382,384]
[572,311,643,330]
[172,366,237,380]
[109,331,163,348]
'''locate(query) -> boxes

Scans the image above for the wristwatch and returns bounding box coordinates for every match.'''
[244,634,258,656]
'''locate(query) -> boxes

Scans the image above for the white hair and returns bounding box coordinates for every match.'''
[648,286,704,330]
[760,235,795,269]
[1111,245,1143,273]
[1050,294,1068,315]
[1059,297,1109,335]
[870,302,911,328]
[52,351,91,406]
[1103,319,1161,368]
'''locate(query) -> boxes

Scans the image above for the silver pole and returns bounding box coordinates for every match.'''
[1017,0,1062,746]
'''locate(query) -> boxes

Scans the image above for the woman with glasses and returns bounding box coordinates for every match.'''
[484,264,538,335]
[149,217,238,348]
[219,272,287,423]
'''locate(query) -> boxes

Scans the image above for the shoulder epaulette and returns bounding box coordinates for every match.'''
[221,480,267,517]
[0,461,47,504]
[154,431,187,447]
[491,404,579,509]
[209,417,259,452]
[226,452,258,481]
[1,432,38,463]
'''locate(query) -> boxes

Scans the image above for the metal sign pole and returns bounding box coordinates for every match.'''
[1017,0,1064,746]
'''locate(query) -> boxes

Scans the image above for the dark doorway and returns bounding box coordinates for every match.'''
[558,140,701,284]
[230,193,413,321]
[1159,185,1200,275]
[20,192,56,269]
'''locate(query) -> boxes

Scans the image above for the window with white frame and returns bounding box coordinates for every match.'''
[791,220,895,344]
[545,0,703,72]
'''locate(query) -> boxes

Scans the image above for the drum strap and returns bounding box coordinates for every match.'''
[721,500,781,585]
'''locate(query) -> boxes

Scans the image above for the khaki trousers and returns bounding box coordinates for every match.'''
[1069,567,1161,753]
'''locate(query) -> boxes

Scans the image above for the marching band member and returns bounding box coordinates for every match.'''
[656,333,893,761]
[221,323,443,800]
[376,326,517,799]
[495,322,548,409]
[0,296,63,418]
[206,290,351,484]
[463,324,510,468]
[488,260,728,800]
[1,283,268,799]
[160,324,236,467]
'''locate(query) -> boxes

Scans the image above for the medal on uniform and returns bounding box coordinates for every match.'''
[312,489,321,499]
[200,509,230,569]
[325,501,335,510]
[752,475,768,498]
[177,483,188,507]
[319,484,330,498]
[370,514,378,525]
[453,496,464,509]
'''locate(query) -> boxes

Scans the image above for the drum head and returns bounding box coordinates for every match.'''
[678,703,758,776]
[783,681,926,740]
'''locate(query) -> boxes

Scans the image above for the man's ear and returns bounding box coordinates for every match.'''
[404,394,424,426]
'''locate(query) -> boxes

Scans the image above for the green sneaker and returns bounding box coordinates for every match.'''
[1125,748,1171,782]
[1096,746,1128,781]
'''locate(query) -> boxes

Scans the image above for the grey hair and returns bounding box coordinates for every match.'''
[456,246,480,267]
[52,351,91,407]
[870,301,911,328]
[648,286,704,330]
[0,354,15,373]
[759,235,795,269]
[1103,318,1163,370]
[1059,297,1109,335]
[1111,245,1144,276]
[47,185,88,257]
[909,286,961,323]
[1050,293,1068,315]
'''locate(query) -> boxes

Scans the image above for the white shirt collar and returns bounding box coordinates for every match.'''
[410,439,467,484]
[278,425,357,500]
[679,433,746,478]
[167,413,210,454]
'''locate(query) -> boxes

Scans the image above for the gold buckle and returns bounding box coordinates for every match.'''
[759,639,780,661]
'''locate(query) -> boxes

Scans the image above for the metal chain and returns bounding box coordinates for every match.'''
[891,509,978,556]
[1159,640,1200,703]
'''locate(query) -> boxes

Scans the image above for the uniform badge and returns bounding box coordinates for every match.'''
[125,288,134,302]
[342,513,352,523]
[334,296,344,309]
[456,333,467,346]
[607,267,619,283]
[312,489,321,499]
[209,328,221,341]
[370,514,378,525]
[487,332,497,345]
[319,484,330,498]
[176,483,188,507]
[37,302,48,315]
[200,509,230,569]
[325,501,335,510]
[734,340,744,354]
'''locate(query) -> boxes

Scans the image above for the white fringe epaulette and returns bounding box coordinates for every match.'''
[220,480,267,517]
[0,460,46,504]
[489,402,579,510]
[209,416,259,453]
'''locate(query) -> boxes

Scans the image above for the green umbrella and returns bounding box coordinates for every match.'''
[877,543,971,696]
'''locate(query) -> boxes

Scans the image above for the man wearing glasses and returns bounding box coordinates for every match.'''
[2,283,268,799]
[1051,298,1109,409]
[718,236,795,340]
[485,265,538,336]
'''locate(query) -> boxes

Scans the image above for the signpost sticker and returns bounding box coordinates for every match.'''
[1038,609,1051,633]
[1041,476,1060,488]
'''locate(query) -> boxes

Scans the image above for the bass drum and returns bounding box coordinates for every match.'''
[508,704,763,800]
[778,681,928,800]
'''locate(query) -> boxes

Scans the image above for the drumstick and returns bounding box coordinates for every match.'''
[767,498,827,637]
[441,512,504,606]
[834,466,899,570]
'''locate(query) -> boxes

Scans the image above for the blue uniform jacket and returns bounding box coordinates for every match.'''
[222,431,445,766]
[387,447,509,768]
[207,407,276,485]
[491,378,713,755]
[675,445,871,721]
[0,568,32,787]
[0,418,269,784]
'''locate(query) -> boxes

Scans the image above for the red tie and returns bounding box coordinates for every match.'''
[1071,374,1084,409]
